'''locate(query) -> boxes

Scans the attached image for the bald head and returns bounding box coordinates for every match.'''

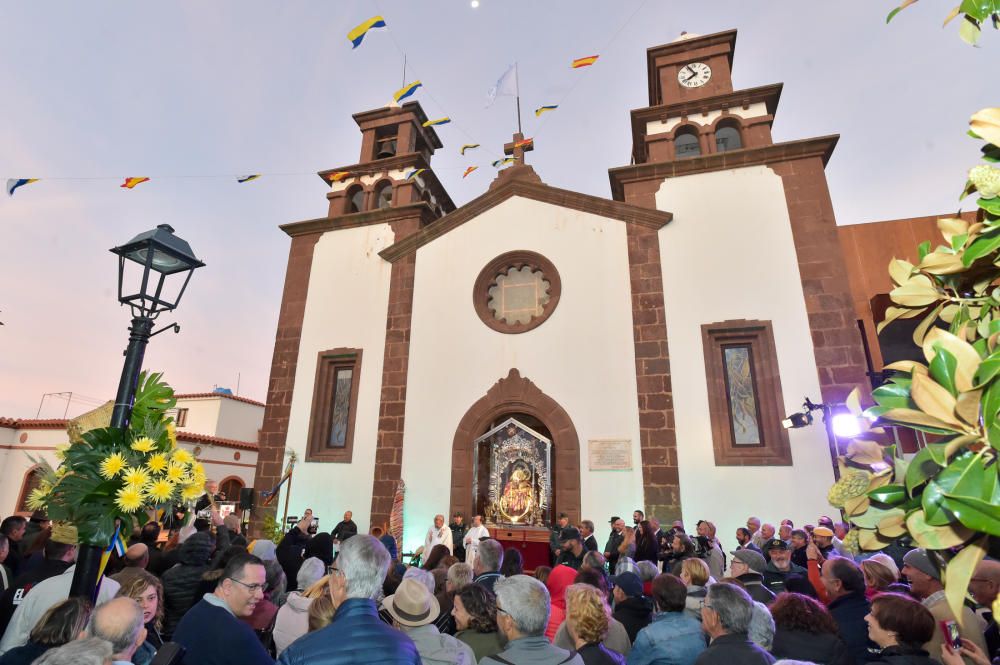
[124,543,148,569]
[89,597,145,660]
[970,559,1000,606]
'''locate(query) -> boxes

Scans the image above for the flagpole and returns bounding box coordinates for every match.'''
[281,466,294,529]
[402,54,406,89]
[515,61,522,135]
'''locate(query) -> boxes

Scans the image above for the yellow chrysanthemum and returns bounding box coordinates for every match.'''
[166,463,187,483]
[99,453,128,480]
[54,445,69,461]
[115,485,144,513]
[145,478,175,504]
[180,483,203,502]
[131,437,157,453]
[147,453,169,474]
[122,467,150,489]
[166,422,177,447]
[191,462,206,480]
[55,466,68,478]
[171,448,193,465]
[26,487,49,511]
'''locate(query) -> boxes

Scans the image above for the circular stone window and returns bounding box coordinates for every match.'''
[474,250,561,334]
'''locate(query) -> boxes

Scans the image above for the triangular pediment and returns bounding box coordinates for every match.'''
[377,177,672,263]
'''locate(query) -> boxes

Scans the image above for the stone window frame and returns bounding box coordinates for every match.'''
[473,250,562,335]
[713,119,743,153]
[305,348,363,463]
[701,320,792,466]
[16,465,44,514]
[673,124,702,159]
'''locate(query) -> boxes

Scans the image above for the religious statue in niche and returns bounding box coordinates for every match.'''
[474,418,551,526]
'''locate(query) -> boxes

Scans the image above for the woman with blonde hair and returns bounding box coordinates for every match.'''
[564,584,625,665]
[861,554,901,599]
[112,568,163,665]
[0,598,92,665]
[680,557,711,621]
[307,594,336,633]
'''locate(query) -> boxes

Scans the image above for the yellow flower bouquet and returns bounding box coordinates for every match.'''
[28,372,205,547]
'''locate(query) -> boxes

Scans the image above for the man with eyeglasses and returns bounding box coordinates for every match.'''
[696,582,775,665]
[172,552,274,665]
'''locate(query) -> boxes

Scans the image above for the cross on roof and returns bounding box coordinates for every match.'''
[503,132,534,163]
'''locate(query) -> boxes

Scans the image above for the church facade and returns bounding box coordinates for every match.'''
[252,30,869,552]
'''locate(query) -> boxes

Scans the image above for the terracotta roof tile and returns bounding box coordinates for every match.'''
[174,393,265,407]
[0,418,70,429]
[177,431,258,451]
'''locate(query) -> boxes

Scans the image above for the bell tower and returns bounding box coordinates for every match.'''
[318,101,455,224]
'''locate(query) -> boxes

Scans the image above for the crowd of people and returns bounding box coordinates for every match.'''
[0,496,996,665]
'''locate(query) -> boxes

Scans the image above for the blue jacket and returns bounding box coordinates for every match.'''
[827,592,874,665]
[278,598,420,665]
[628,611,706,665]
[172,597,273,665]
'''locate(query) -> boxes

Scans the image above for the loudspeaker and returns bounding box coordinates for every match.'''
[239,487,255,511]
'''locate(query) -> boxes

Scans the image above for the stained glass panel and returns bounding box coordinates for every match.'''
[328,367,354,448]
[723,346,762,445]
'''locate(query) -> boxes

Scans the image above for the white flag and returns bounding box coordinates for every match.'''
[487,64,518,107]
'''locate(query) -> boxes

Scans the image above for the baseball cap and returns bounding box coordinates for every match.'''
[609,516,621,524]
[764,538,788,551]
[560,526,581,542]
[610,571,643,598]
[731,549,767,573]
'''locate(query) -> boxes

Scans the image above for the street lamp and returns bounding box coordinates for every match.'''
[108,224,204,429]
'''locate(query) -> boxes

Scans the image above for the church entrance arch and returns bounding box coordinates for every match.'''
[450,369,581,524]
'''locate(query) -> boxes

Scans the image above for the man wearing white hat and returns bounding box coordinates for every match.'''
[382,578,476,665]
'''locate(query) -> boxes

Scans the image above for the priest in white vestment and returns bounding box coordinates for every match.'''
[463,514,490,569]
[424,514,454,555]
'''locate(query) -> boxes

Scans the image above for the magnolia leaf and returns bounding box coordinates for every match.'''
[962,231,1000,266]
[891,274,940,308]
[941,304,962,324]
[858,528,892,551]
[919,251,966,275]
[884,360,929,375]
[924,328,982,392]
[955,389,983,426]
[923,479,958,525]
[877,513,908,538]
[959,15,982,44]
[930,348,960,396]
[889,258,916,286]
[983,379,1000,430]
[887,0,919,22]
[868,483,907,505]
[918,240,932,260]
[945,538,987,629]
[881,407,962,435]
[945,434,981,459]
[895,456,910,482]
[980,197,1000,216]
[971,107,1000,148]
[878,306,928,334]
[910,373,963,427]
[851,505,904,530]
[938,216,971,242]
[941,493,1000,536]
[843,494,871,516]
[973,353,1000,387]
[906,445,943,492]
[847,439,889,466]
[906,510,975,549]
[913,303,947,346]
[872,381,915,410]
[846,388,863,417]
[944,4,963,24]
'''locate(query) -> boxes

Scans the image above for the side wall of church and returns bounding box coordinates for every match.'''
[402,196,645,553]
[655,165,836,545]
[283,223,397,532]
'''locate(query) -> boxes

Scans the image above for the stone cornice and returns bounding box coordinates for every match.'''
[631,83,783,128]
[379,178,673,263]
[317,152,456,213]
[609,135,840,201]
[280,203,438,238]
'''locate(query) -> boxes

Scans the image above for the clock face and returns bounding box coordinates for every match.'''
[678,62,712,88]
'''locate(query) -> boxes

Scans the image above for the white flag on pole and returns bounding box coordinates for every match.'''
[487,64,518,107]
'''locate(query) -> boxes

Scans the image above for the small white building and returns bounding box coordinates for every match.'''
[0,391,263,516]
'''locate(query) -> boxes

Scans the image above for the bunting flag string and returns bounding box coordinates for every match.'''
[460,143,480,155]
[492,157,516,168]
[237,175,261,183]
[462,166,478,178]
[348,15,387,49]
[534,105,558,117]
[422,117,451,127]
[120,177,150,189]
[405,168,426,180]
[393,80,423,103]
[571,55,600,69]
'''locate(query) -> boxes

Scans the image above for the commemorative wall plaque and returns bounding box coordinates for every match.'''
[588,439,633,471]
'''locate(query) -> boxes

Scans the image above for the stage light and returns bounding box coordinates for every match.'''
[782,411,813,429]
[831,412,863,438]
[471,0,480,7]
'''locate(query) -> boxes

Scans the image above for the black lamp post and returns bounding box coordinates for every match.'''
[69,224,203,601]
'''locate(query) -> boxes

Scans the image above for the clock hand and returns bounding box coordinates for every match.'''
[685,71,699,81]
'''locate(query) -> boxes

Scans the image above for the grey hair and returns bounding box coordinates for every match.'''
[448,562,474,590]
[615,557,639,576]
[403,567,435,594]
[494,574,550,637]
[89,597,144,655]
[636,560,659,582]
[706,582,754,634]
[32,637,113,665]
[339,534,390,600]
[748,600,775,649]
[478,539,504,572]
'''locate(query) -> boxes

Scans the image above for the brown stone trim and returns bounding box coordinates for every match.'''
[368,215,423,527]
[250,232,322,535]
[770,159,870,403]
[379,179,672,264]
[304,348,363,463]
[610,135,838,201]
[449,369,581,524]
[625,225,681,522]
[473,251,562,335]
[701,320,793,466]
[281,203,438,238]
[316,152,456,214]
[646,30,738,105]
[15,464,42,514]
[352,101,444,150]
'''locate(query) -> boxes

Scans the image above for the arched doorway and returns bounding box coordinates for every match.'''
[450,369,581,523]
[219,476,244,504]
[16,466,44,514]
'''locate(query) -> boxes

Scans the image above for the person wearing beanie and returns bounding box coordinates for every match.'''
[901,549,987,662]
[0,524,120,655]
[610,571,653,643]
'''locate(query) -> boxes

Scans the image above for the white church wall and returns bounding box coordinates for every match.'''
[174,398,221,437]
[283,223,396,533]
[213,399,264,444]
[402,196,645,554]
[645,102,769,136]
[0,428,65,516]
[656,164,835,549]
